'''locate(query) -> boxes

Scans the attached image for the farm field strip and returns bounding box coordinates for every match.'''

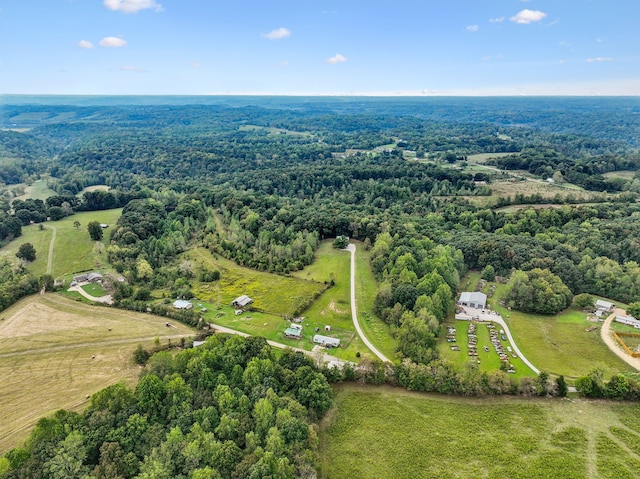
[0,294,197,454]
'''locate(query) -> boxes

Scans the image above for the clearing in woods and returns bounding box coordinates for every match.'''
[0,294,196,455]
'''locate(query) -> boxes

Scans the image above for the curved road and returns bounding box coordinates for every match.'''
[346,244,390,363]
[461,308,539,375]
[600,309,640,371]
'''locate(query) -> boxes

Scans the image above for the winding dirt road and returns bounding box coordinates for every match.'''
[600,309,640,371]
[346,244,390,363]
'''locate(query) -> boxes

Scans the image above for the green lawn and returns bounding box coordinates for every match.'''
[487,281,634,379]
[0,209,122,279]
[320,383,640,479]
[353,242,398,361]
[81,282,108,297]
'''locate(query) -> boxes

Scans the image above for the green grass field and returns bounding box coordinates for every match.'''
[0,209,122,278]
[81,282,108,297]
[320,383,640,479]
[0,294,196,455]
[474,278,634,379]
[13,179,57,202]
[467,152,516,163]
[352,243,398,361]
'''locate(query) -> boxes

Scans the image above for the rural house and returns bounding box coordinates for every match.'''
[173,300,193,310]
[232,295,253,309]
[284,327,303,339]
[313,334,340,348]
[457,291,487,310]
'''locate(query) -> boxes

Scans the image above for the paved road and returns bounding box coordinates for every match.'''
[600,309,640,372]
[346,244,390,363]
[461,307,540,374]
[46,226,56,275]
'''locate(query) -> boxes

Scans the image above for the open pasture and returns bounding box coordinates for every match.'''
[0,208,122,278]
[0,294,196,454]
[486,281,633,379]
[320,384,640,479]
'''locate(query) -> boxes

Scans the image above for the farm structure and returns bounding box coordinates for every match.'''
[232,295,253,309]
[457,292,487,310]
[313,334,340,348]
[614,315,640,329]
[173,300,193,310]
[284,327,302,339]
[595,300,615,317]
[72,272,103,284]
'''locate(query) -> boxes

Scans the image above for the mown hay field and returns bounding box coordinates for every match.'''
[0,294,196,454]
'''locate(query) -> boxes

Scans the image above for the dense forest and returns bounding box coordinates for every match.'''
[1,335,332,479]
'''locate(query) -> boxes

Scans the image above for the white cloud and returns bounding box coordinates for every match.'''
[77,40,94,49]
[191,62,201,68]
[261,27,291,40]
[510,9,547,24]
[120,65,146,72]
[99,36,127,47]
[587,57,613,62]
[326,53,347,64]
[596,38,603,43]
[277,60,289,67]
[466,25,479,32]
[104,0,163,13]
[489,17,505,24]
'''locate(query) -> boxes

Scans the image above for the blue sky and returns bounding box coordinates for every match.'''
[0,0,638,95]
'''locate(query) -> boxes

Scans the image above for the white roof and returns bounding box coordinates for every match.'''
[173,300,192,309]
[232,295,253,306]
[595,300,614,310]
[458,291,487,304]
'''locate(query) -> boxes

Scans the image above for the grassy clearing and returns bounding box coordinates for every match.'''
[78,184,110,195]
[467,152,516,163]
[484,280,633,379]
[187,247,325,316]
[603,171,636,179]
[353,243,398,361]
[320,383,640,479]
[291,242,372,362]
[0,294,196,454]
[13,179,57,202]
[489,179,595,202]
[238,124,313,137]
[81,282,108,297]
[0,209,122,279]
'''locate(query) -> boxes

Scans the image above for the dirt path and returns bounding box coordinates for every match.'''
[600,309,640,371]
[208,323,349,367]
[0,334,194,359]
[346,244,390,363]
[67,284,113,304]
[46,225,56,274]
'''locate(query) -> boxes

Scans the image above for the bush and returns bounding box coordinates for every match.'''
[333,235,349,249]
